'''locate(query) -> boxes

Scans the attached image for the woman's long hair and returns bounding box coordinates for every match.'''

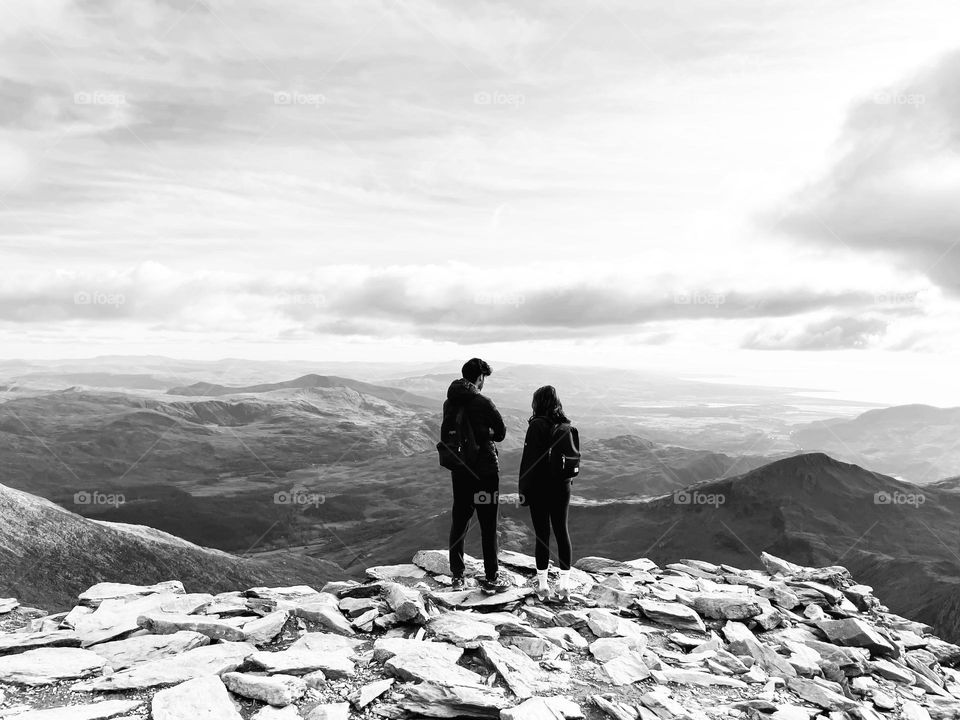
[530,385,570,424]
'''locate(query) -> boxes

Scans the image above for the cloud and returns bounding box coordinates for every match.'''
[777,50,960,293]
[743,315,889,351]
[0,262,900,345]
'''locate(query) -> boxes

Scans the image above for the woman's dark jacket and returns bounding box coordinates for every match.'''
[519,416,570,502]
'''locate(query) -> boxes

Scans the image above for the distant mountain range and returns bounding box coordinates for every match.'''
[792,404,960,482]
[2,364,960,639]
[0,481,344,611]
[167,373,438,409]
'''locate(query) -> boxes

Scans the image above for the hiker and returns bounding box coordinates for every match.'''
[441,358,511,594]
[519,385,578,600]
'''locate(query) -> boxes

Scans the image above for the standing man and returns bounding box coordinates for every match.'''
[442,358,511,593]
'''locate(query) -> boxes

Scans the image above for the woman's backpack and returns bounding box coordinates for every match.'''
[548,423,581,480]
[437,407,480,471]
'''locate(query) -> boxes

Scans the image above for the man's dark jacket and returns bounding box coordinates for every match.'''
[441,379,506,477]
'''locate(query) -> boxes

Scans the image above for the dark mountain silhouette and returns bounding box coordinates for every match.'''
[792,404,960,482]
[497,434,779,500]
[0,481,345,611]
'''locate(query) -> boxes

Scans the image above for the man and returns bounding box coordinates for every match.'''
[441,358,510,593]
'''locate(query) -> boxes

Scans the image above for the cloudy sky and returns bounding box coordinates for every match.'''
[3,0,960,403]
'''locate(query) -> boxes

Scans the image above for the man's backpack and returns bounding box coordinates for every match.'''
[437,407,480,471]
[548,423,581,480]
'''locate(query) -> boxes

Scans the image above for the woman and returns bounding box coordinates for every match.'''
[519,385,574,600]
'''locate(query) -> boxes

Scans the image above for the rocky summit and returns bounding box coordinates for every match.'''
[0,550,959,720]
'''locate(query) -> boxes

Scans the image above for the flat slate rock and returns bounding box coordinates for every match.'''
[349,678,395,709]
[0,647,106,686]
[591,694,639,720]
[502,696,584,720]
[383,582,430,624]
[291,631,365,655]
[787,677,859,710]
[0,598,19,614]
[400,681,509,718]
[587,609,648,641]
[304,702,351,720]
[691,593,763,620]
[428,611,500,647]
[90,630,210,670]
[603,651,651,685]
[589,637,644,662]
[479,639,546,699]
[243,610,289,645]
[248,648,355,678]
[459,587,533,608]
[78,581,185,607]
[366,564,428,581]
[253,707,302,720]
[223,671,307,706]
[413,549,481,575]
[385,650,484,687]
[138,612,247,642]
[245,585,323,601]
[74,592,210,647]
[152,675,242,720]
[73,641,254,691]
[723,621,797,679]
[816,618,897,657]
[0,630,81,656]
[498,550,539,572]
[636,599,706,633]
[657,668,748,687]
[574,557,636,574]
[373,637,464,664]
[291,602,355,636]
[9,700,143,720]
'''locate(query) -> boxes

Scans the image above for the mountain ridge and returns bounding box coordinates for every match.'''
[0,481,345,612]
[166,373,438,409]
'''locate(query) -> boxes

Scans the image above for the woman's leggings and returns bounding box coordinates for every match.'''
[528,480,572,571]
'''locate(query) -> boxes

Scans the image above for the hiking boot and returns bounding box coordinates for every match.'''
[451,575,466,591]
[555,585,571,602]
[480,573,512,595]
[535,585,552,602]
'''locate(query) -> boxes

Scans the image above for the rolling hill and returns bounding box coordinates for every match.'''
[791,404,960,482]
[0,481,346,611]
[167,373,438,409]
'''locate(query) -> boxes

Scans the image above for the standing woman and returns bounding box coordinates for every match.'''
[519,385,575,600]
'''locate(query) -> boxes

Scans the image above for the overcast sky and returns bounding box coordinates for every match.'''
[3,0,960,403]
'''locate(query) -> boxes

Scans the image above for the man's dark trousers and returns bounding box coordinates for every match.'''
[449,471,499,580]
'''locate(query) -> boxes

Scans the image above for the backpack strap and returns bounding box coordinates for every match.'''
[456,405,478,452]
